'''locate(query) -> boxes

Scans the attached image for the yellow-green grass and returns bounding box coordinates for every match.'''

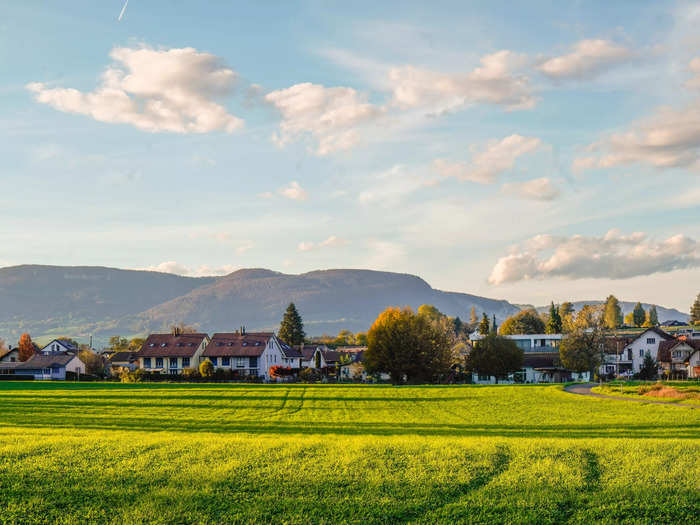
[593,382,700,405]
[0,382,698,524]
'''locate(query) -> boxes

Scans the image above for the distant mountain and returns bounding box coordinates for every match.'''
[535,300,689,323]
[0,265,519,344]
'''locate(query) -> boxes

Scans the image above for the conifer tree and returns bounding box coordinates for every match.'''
[632,302,646,328]
[478,313,490,335]
[546,302,562,334]
[603,295,623,329]
[469,306,478,326]
[491,314,498,334]
[278,302,306,345]
[691,293,700,325]
[648,305,658,326]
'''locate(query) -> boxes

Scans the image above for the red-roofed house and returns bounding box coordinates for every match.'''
[202,331,302,381]
[137,333,209,374]
[657,338,700,379]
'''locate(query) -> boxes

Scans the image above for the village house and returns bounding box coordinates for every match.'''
[600,327,673,377]
[108,351,138,374]
[0,347,20,364]
[467,333,587,383]
[688,346,700,379]
[13,353,85,380]
[201,331,302,381]
[137,333,209,374]
[657,338,700,379]
[41,339,78,355]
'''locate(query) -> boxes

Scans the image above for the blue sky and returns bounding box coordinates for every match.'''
[1,0,699,311]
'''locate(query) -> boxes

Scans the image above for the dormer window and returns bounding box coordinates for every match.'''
[160,343,167,347]
[149,343,155,347]
[242,342,248,346]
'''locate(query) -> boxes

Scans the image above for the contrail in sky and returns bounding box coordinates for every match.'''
[118,0,129,21]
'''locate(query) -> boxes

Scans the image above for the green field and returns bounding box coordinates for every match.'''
[593,381,700,405]
[0,382,698,524]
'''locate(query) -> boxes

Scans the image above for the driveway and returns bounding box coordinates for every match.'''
[564,383,698,409]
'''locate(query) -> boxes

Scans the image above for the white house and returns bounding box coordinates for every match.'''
[201,331,302,381]
[657,338,700,379]
[688,346,700,379]
[14,354,85,380]
[41,339,79,355]
[0,347,20,363]
[600,327,673,377]
[137,333,209,374]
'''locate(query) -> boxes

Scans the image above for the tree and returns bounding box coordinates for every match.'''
[546,302,562,334]
[623,312,634,326]
[355,332,368,345]
[632,302,646,328]
[128,337,146,351]
[499,309,545,335]
[78,349,105,376]
[108,336,129,353]
[648,305,659,327]
[417,304,444,323]
[469,306,478,327]
[199,359,214,378]
[603,295,623,330]
[278,302,305,345]
[452,316,463,336]
[18,333,35,362]
[466,334,523,384]
[559,329,604,379]
[364,307,453,384]
[478,313,490,335]
[560,302,575,333]
[573,304,604,331]
[334,330,354,346]
[491,314,498,334]
[638,352,657,380]
[691,293,700,324]
[0,338,7,353]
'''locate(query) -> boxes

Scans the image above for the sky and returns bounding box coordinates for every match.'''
[1,0,699,312]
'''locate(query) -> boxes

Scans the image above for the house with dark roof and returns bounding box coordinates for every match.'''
[136,333,209,374]
[202,331,302,380]
[657,338,700,379]
[108,351,139,374]
[14,353,85,380]
[687,344,700,379]
[41,339,79,355]
[0,347,20,364]
[599,327,673,377]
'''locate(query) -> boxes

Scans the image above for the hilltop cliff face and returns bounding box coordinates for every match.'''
[0,265,518,341]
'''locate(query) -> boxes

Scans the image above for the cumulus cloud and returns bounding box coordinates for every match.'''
[686,57,700,89]
[501,177,560,200]
[488,230,700,284]
[297,235,349,252]
[142,261,237,277]
[537,39,633,79]
[573,99,700,171]
[26,45,243,133]
[433,135,543,184]
[389,50,535,112]
[265,82,384,155]
[279,181,308,201]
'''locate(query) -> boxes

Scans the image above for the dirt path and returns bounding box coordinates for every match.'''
[564,383,698,409]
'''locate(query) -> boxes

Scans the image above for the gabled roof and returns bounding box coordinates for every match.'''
[42,339,78,352]
[623,327,673,349]
[137,333,208,358]
[203,332,273,357]
[109,351,137,363]
[657,338,700,362]
[0,348,17,360]
[277,338,303,359]
[16,354,78,369]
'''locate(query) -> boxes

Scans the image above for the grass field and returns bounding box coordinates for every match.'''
[593,381,700,405]
[0,382,698,524]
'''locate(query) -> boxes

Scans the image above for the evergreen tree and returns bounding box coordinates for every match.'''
[278,302,306,345]
[638,352,657,380]
[632,302,646,328]
[452,316,463,336]
[546,302,562,334]
[478,313,490,335]
[491,314,498,334]
[603,295,623,330]
[691,293,700,325]
[560,302,574,319]
[648,305,659,326]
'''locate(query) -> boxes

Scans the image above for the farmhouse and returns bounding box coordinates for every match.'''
[13,353,85,380]
[0,347,20,364]
[600,327,673,377]
[41,339,78,355]
[137,333,209,374]
[688,346,700,379]
[657,338,700,379]
[109,351,138,374]
[202,331,302,380]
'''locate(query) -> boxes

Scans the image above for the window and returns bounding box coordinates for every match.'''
[222,357,230,367]
[170,358,178,369]
[672,351,682,358]
[210,357,218,366]
[646,338,656,344]
[236,357,246,368]
[478,374,490,381]
[156,358,163,368]
[182,357,190,367]
[249,357,258,369]
[639,349,644,357]
[144,358,151,368]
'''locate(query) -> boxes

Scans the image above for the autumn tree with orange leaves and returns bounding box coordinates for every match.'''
[18,333,35,362]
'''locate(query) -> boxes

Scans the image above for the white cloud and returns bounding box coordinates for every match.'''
[279,181,308,201]
[142,261,237,277]
[297,235,349,252]
[358,164,438,205]
[686,57,700,89]
[236,240,254,254]
[265,82,384,155]
[501,177,560,200]
[27,45,243,133]
[537,39,633,79]
[488,230,700,284]
[574,99,700,170]
[433,135,543,184]
[388,50,536,112]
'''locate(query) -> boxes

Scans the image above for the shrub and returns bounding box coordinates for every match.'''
[199,359,214,378]
[119,368,144,383]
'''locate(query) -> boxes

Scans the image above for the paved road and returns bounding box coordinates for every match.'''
[564,383,698,409]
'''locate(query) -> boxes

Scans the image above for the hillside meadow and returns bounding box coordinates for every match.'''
[0,382,698,524]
